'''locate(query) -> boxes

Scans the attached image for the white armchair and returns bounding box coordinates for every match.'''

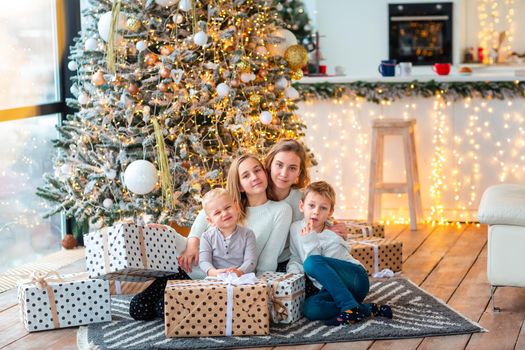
[478,184,525,311]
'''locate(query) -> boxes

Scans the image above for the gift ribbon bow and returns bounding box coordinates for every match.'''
[269,273,298,321]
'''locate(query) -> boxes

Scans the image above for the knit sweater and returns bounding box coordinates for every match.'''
[287,219,363,289]
[282,188,304,222]
[189,200,292,273]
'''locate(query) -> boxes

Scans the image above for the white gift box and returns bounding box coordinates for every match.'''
[85,223,185,280]
[17,272,111,332]
[258,272,305,324]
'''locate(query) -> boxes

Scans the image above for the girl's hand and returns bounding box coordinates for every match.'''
[226,268,243,277]
[327,221,348,239]
[177,237,200,272]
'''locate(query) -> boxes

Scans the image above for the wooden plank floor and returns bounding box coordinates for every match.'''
[2,223,524,350]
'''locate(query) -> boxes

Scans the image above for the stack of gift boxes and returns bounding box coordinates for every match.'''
[339,219,403,275]
[18,219,401,335]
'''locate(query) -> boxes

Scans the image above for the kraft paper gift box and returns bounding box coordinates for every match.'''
[347,237,402,275]
[85,223,185,281]
[17,272,111,332]
[258,272,305,324]
[164,273,270,337]
[337,219,385,238]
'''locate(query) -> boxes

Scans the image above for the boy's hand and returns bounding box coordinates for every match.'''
[301,219,314,236]
[177,237,199,272]
[327,221,348,239]
[225,268,243,277]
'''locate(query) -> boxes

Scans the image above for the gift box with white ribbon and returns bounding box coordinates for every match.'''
[258,272,305,324]
[85,223,185,281]
[338,219,385,238]
[17,272,111,332]
[164,273,269,337]
[348,237,402,275]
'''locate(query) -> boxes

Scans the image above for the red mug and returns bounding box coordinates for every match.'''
[433,63,451,75]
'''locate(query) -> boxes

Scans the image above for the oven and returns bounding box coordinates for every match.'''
[389,2,453,66]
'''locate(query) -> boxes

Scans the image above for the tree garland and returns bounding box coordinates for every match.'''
[293,80,525,103]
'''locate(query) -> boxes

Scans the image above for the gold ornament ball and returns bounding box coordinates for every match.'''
[291,68,304,81]
[230,79,239,88]
[126,17,141,31]
[91,70,106,86]
[284,44,308,70]
[249,94,261,105]
[158,82,168,92]
[236,60,249,72]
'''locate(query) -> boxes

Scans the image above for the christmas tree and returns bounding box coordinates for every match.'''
[276,0,315,52]
[36,0,309,228]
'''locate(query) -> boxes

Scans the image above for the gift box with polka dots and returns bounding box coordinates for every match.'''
[164,279,270,337]
[17,273,111,332]
[258,272,305,324]
[347,237,403,274]
[85,223,185,281]
[338,219,385,238]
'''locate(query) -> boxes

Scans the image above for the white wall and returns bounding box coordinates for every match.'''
[308,0,525,77]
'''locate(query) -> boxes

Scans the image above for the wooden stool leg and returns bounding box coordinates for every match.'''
[409,126,424,221]
[368,128,383,223]
[403,128,418,230]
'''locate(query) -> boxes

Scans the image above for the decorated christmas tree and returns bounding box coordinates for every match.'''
[37,0,309,228]
[276,0,315,52]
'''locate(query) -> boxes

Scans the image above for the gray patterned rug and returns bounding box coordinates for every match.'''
[77,278,485,349]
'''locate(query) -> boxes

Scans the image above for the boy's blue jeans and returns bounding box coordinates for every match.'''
[302,255,370,320]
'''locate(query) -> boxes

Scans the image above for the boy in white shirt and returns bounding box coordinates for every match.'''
[199,188,257,277]
[287,181,392,325]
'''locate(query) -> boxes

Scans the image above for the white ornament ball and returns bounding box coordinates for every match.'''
[143,105,151,116]
[240,72,252,83]
[173,13,184,24]
[216,83,230,98]
[193,31,208,46]
[155,0,178,6]
[249,73,256,81]
[98,11,127,42]
[67,61,78,71]
[124,160,158,195]
[275,77,289,90]
[259,111,273,125]
[103,198,114,209]
[267,29,297,57]
[276,3,283,11]
[285,86,300,100]
[84,38,98,51]
[179,0,192,11]
[78,92,90,105]
[136,40,147,52]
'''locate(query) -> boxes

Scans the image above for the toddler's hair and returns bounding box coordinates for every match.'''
[202,188,231,214]
[302,181,336,210]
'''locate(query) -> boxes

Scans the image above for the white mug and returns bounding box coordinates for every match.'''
[398,62,412,76]
[335,65,346,76]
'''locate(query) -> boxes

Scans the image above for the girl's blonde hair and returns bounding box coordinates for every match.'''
[264,139,310,200]
[226,153,267,222]
[201,188,230,215]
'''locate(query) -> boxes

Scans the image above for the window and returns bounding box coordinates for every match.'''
[0,1,80,272]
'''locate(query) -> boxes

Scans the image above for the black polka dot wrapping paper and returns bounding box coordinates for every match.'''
[17,272,111,332]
